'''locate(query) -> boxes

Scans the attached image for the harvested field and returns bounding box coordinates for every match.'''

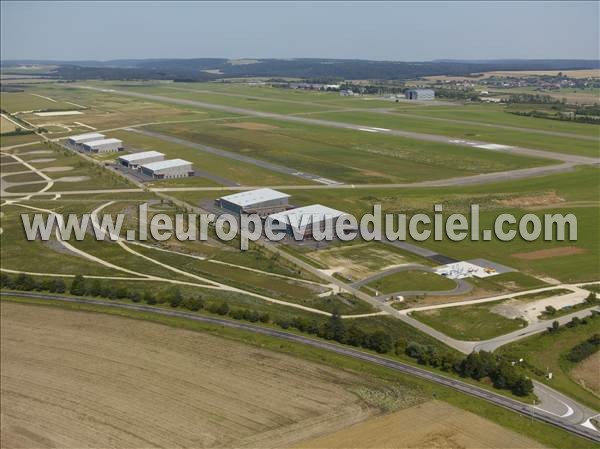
[0,115,18,134]
[570,352,600,396]
[222,122,280,130]
[295,400,546,449]
[512,246,587,260]
[1,303,391,449]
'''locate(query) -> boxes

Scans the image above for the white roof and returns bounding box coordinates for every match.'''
[83,138,123,147]
[141,158,192,171]
[269,204,349,229]
[220,188,290,207]
[69,132,105,142]
[118,151,164,162]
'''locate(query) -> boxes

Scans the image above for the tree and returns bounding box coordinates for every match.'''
[144,291,157,305]
[322,311,345,342]
[365,331,393,354]
[544,305,557,316]
[0,273,14,289]
[512,377,534,396]
[215,302,229,316]
[88,279,103,297]
[169,288,183,308]
[70,275,87,296]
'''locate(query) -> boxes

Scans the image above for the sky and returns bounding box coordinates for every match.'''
[1,1,598,61]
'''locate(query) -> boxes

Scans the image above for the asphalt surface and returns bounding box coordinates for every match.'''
[164,87,599,142]
[2,291,598,442]
[350,264,473,298]
[76,85,600,166]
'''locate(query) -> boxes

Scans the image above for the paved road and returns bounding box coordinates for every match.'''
[166,87,599,143]
[350,264,473,298]
[75,85,600,166]
[2,291,598,442]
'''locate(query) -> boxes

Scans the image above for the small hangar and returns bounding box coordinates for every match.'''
[140,159,193,179]
[82,138,124,153]
[217,188,291,216]
[118,151,165,168]
[405,89,435,100]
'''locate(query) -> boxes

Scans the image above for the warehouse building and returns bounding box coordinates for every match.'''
[117,151,165,169]
[82,138,123,153]
[217,188,290,216]
[140,159,193,179]
[268,204,351,239]
[405,89,435,100]
[67,132,105,146]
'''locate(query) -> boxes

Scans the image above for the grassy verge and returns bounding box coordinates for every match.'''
[412,303,528,341]
[497,314,600,411]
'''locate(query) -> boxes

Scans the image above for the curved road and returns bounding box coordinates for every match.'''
[351,263,473,297]
[2,291,598,443]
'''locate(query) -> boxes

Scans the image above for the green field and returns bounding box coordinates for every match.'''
[497,315,600,411]
[367,270,456,294]
[0,92,79,113]
[147,116,551,185]
[412,302,528,341]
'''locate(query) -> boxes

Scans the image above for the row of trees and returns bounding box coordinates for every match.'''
[276,313,393,354]
[403,342,533,396]
[566,334,600,363]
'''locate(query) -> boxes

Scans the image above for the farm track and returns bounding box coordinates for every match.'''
[1,291,599,443]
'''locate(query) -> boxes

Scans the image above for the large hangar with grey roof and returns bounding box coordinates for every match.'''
[118,151,165,168]
[140,159,193,179]
[217,188,290,216]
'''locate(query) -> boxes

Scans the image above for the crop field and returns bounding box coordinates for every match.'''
[412,302,528,341]
[0,115,18,134]
[570,352,599,395]
[295,400,545,449]
[1,302,401,449]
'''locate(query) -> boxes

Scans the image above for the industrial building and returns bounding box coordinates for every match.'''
[82,138,123,153]
[405,89,435,100]
[67,132,105,146]
[268,204,351,239]
[217,188,290,216]
[140,159,193,179]
[117,151,164,169]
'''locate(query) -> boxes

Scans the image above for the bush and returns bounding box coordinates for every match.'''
[566,334,600,363]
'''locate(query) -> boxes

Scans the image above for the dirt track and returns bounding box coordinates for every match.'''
[1,303,377,448]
